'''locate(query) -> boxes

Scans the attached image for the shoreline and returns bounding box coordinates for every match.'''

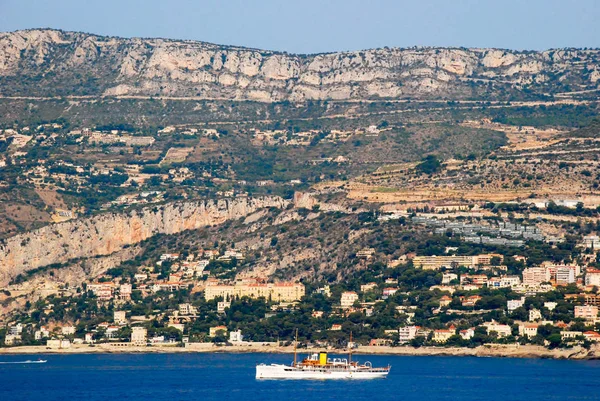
[1,343,599,360]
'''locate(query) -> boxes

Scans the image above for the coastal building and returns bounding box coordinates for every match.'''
[580,235,600,249]
[585,269,600,287]
[217,301,231,314]
[315,285,331,297]
[442,273,458,284]
[34,326,50,340]
[119,284,132,300]
[88,282,116,300]
[356,248,376,259]
[543,263,580,280]
[114,311,127,325]
[518,324,538,337]
[412,254,500,270]
[160,253,180,261]
[360,283,378,292]
[223,250,244,260]
[134,273,148,281]
[500,276,521,288]
[4,334,21,346]
[131,327,147,346]
[202,250,219,259]
[61,326,76,336]
[229,330,243,343]
[555,266,576,285]
[565,293,600,306]
[460,274,488,287]
[561,331,583,341]
[432,328,455,343]
[583,331,600,342]
[487,275,520,289]
[209,326,228,337]
[398,326,419,343]
[461,295,482,307]
[369,339,392,346]
[522,267,551,287]
[574,305,599,320]
[46,339,71,349]
[460,328,475,340]
[151,282,183,293]
[483,322,512,338]
[340,291,359,308]
[106,326,120,339]
[178,303,197,315]
[413,255,474,270]
[204,278,305,302]
[85,333,95,344]
[439,295,452,307]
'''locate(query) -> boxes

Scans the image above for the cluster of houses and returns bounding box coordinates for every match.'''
[324,251,600,346]
[85,250,248,301]
[4,306,250,349]
[411,216,554,247]
[251,125,382,147]
[5,230,600,350]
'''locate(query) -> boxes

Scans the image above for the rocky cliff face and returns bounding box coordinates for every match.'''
[0,196,288,286]
[0,29,598,101]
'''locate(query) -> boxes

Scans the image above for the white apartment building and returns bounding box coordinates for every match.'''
[581,235,600,249]
[398,326,419,343]
[483,322,512,337]
[340,291,359,308]
[229,330,243,343]
[114,311,127,325]
[556,266,576,284]
[61,326,76,336]
[585,269,600,286]
[507,297,526,313]
[178,303,197,315]
[442,273,458,284]
[522,267,551,286]
[217,301,231,314]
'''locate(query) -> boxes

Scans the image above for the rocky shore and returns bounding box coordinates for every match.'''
[1,343,599,360]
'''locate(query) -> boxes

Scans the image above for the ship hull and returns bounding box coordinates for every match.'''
[256,364,389,379]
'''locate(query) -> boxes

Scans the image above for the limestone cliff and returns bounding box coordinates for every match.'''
[0,196,288,286]
[0,29,598,101]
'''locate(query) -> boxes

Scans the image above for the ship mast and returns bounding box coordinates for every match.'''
[348,331,352,364]
[293,328,298,367]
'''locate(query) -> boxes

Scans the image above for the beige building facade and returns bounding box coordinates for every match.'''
[204,279,305,302]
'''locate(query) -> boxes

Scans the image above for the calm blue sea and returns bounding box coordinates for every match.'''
[0,353,599,401]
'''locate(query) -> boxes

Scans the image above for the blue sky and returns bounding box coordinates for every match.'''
[0,0,598,53]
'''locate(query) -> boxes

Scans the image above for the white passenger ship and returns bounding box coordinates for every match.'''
[256,332,390,379]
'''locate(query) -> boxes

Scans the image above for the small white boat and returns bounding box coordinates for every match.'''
[0,359,47,364]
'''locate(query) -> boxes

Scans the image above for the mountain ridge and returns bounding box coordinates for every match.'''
[6,28,598,55]
[1,28,599,102]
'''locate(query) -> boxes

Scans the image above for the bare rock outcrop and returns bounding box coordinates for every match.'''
[1,29,598,100]
[0,196,288,286]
